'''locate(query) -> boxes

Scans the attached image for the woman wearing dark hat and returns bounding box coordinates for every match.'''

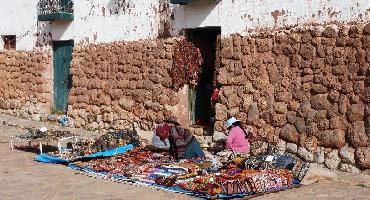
[155,117,205,160]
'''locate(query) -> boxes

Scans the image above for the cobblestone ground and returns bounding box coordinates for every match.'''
[0,115,369,200]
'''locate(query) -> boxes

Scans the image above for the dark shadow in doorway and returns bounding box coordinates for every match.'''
[186,26,221,133]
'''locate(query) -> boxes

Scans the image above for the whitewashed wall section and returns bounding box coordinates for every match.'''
[1,0,370,51]
[49,0,163,45]
[0,0,39,51]
[170,0,370,36]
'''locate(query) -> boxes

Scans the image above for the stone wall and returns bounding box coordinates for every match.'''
[215,23,370,172]
[0,50,52,120]
[67,38,185,131]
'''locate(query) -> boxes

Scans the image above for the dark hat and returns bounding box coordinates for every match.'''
[164,117,180,126]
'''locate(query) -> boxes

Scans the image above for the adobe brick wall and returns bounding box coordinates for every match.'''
[215,23,370,171]
[0,50,52,120]
[67,38,185,131]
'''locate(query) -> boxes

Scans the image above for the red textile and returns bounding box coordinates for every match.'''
[211,88,220,104]
[155,124,171,141]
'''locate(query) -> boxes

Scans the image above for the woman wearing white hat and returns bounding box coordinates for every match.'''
[225,117,250,154]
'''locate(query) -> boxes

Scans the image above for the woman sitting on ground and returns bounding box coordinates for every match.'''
[155,117,205,160]
[226,117,250,154]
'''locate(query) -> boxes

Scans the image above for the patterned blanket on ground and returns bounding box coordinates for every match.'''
[68,163,297,199]
[66,148,305,199]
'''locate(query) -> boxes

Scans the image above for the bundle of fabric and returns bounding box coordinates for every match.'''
[242,154,310,182]
[72,148,174,178]
[176,169,292,196]
[153,161,207,186]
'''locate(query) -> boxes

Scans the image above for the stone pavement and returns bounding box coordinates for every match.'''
[0,114,369,200]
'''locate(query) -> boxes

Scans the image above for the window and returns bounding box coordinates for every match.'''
[2,35,16,50]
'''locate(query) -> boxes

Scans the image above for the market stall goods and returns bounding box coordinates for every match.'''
[43,129,140,161]
[11,128,76,153]
[242,154,310,181]
[92,129,140,152]
[72,148,174,178]
[14,128,74,141]
[68,146,301,199]
[176,169,292,196]
[46,139,95,160]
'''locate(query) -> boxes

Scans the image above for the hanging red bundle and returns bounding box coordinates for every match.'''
[170,38,203,90]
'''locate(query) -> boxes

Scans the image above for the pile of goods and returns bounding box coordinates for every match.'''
[177,169,292,196]
[45,128,140,161]
[47,139,95,160]
[27,126,309,199]
[91,129,139,152]
[14,128,74,141]
[72,148,174,179]
[68,146,309,199]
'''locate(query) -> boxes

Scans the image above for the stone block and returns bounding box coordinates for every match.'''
[247,102,259,123]
[273,102,288,114]
[286,111,296,124]
[273,114,287,127]
[213,131,227,141]
[256,38,272,53]
[276,139,287,154]
[311,84,327,94]
[305,136,318,152]
[314,147,325,164]
[339,163,361,173]
[347,103,364,122]
[325,149,340,170]
[293,117,305,134]
[322,26,337,38]
[363,23,370,35]
[318,129,346,149]
[329,116,347,130]
[119,97,135,111]
[280,124,299,143]
[339,145,356,164]
[355,147,370,169]
[298,147,314,162]
[347,121,368,148]
[286,143,298,154]
[311,94,331,110]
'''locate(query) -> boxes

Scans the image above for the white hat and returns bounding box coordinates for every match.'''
[226,117,240,129]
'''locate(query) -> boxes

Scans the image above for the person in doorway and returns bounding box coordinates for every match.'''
[211,83,222,106]
[155,117,205,160]
[225,117,250,154]
[209,83,222,126]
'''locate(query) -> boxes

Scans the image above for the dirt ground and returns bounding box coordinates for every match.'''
[0,116,369,200]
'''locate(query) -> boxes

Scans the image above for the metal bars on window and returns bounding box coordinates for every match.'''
[37,0,73,15]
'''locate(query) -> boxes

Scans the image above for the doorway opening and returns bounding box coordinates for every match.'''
[53,40,74,113]
[186,27,221,127]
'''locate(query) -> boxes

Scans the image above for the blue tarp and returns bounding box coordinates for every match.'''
[35,144,134,164]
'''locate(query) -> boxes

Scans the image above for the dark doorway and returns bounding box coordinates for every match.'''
[53,40,74,112]
[186,27,221,126]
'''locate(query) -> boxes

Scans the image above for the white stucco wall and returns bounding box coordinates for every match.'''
[0,0,38,51]
[171,0,370,36]
[1,0,370,51]
[49,0,162,45]
[0,0,163,51]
